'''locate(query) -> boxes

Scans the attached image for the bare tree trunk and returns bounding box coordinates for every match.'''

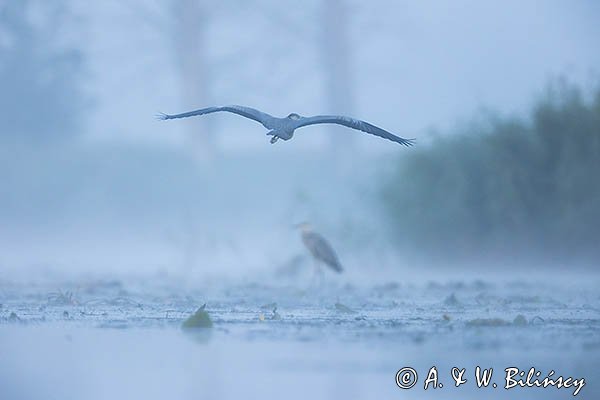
[173,0,216,160]
[319,0,355,154]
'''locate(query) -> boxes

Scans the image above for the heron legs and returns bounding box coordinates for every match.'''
[267,130,282,144]
[310,258,324,288]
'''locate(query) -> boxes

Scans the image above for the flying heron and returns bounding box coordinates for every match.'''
[295,223,343,278]
[157,105,415,146]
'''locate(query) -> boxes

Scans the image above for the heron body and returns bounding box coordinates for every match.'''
[298,223,343,273]
[158,105,415,146]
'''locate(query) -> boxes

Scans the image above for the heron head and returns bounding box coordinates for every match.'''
[287,113,301,120]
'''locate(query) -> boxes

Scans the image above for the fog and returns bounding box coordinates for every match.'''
[1,2,599,399]
[2,0,599,282]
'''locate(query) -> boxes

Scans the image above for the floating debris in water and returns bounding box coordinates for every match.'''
[181,304,212,329]
[530,316,545,325]
[107,297,139,307]
[63,311,70,319]
[47,290,79,306]
[8,312,20,322]
[258,313,265,321]
[270,307,281,320]
[466,318,510,327]
[513,314,528,326]
[474,292,500,306]
[335,302,357,314]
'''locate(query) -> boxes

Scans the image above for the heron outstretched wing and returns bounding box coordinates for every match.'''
[295,115,415,146]
[157,105,277,129]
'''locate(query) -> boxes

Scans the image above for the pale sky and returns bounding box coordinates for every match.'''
[75,0,600,152]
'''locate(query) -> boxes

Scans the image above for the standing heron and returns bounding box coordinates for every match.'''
[157,105,415,146]
[295,223,343,280]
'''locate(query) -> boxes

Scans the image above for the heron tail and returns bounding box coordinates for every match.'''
[331,262,343,273]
